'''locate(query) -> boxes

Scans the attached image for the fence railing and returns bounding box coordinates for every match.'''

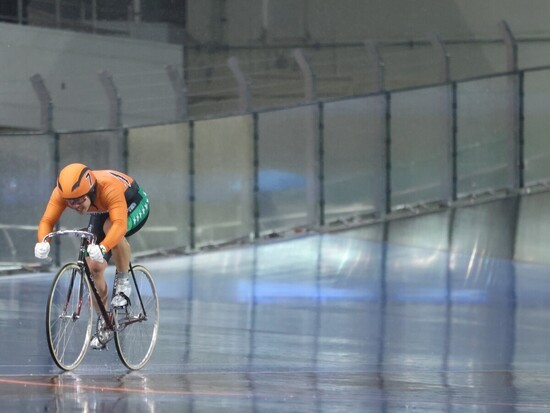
[3,62,550,270]
[12,19,550,133]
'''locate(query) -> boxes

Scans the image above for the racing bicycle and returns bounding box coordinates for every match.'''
[43,229,159,371]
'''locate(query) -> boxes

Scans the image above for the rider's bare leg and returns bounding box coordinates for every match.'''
[112,237,131,274]
[102,220,131,274]
[87,256,112,349]
[86,257,109,310]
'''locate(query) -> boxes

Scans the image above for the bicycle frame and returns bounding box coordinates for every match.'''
[45,228,159,371]
[43,229,147,332]
[77,239,113,330]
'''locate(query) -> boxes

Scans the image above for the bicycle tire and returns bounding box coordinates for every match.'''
[114,264,159,370]
[46,263,94,371]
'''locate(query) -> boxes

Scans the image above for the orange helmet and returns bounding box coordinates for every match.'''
[57,163,96,199]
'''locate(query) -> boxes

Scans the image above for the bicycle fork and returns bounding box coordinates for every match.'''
[129,263,148,321]
[60,267,86,321]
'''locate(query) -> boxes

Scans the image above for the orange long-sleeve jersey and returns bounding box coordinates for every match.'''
[37,170,135,252]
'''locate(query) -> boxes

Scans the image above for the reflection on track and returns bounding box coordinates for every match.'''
[2,201,550,411]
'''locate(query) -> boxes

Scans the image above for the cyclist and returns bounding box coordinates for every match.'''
[34,163,150,349]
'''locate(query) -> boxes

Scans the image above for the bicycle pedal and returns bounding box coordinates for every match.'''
[112,304,128,310]
[91,344,108,351]
[90,336,109,351]
[111,293,131,309]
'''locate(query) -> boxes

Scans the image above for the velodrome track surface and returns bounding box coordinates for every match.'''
[0,226,549,412]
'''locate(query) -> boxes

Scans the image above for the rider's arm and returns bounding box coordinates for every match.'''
[37,189,66,242]
[100,187,128,252]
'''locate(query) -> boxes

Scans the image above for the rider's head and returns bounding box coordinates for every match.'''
[57,163,96,202]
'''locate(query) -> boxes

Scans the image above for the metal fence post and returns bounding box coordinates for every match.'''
[293,48,320,228]
[364,40,389,216]
[29,74,53,133]
[428,33,454,205]
[383,92,391,216]
[317,102,325,226]
[428,33,451,83]
[166,64,188,121]
[293,48,317,102]
[500,20,520,192]
[98,70,122,129]
[252,113,260,239]
[228,57,252,113]
[188,120,196,250]
[98,70,125,174]
[501,20,518,72]
[451,82,458,202]
[364,40,386,93]
[305,103,321,229]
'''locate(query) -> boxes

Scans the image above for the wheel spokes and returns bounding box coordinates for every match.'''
[47,264,93,371]
[114,266,159,370]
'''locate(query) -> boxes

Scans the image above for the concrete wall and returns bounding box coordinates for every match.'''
[0,23,183,131]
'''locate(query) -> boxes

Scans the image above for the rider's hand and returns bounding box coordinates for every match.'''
[34,242,50,259]
[87,244,107,263]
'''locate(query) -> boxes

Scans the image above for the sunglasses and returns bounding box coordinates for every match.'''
[67,196,87,206]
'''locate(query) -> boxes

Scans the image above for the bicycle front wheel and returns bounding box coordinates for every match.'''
[46,263,93,371]
[115,264,159,370]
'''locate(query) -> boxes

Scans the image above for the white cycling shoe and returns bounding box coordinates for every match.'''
[90,335,107,350]
[111,274,131,308]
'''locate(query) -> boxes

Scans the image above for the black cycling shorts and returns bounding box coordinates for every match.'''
[87,185,150,262]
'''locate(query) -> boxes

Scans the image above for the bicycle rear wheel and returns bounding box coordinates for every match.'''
[114,264,159,370]
[46,263,93,371]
